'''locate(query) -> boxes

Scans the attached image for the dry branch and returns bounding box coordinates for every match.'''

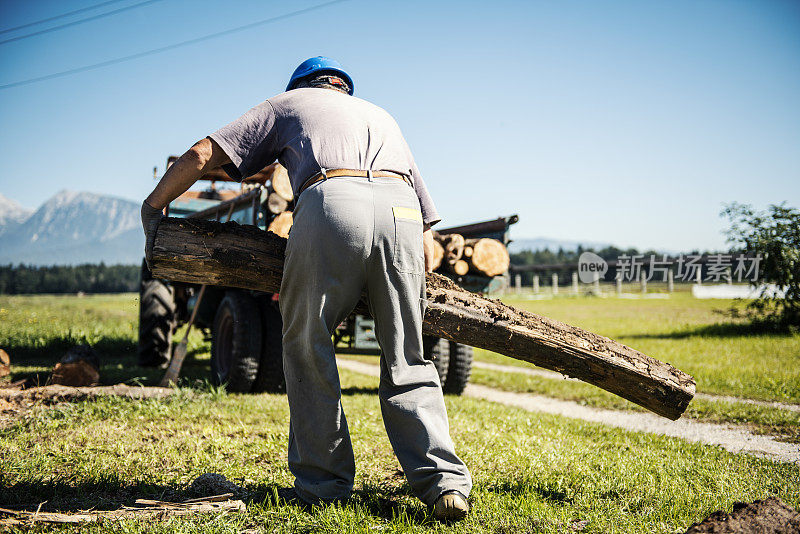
[150,218,695,419]
[0,494,244,526]
[0,384,178,404]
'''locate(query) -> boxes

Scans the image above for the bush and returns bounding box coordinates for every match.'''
[722,203,800,329]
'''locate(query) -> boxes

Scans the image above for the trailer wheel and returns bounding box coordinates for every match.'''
[211,290,261,392]
[252,298,286,393]
[138,260,176,367]
[443,342,473,395]
[423,336,449,386]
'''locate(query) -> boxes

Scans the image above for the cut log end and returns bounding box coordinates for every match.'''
[267,212,293,238]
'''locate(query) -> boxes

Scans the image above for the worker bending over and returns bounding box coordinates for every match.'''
[141,57,471,520]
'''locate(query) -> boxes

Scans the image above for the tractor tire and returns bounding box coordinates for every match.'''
[138,260,176,368]
[211,290,262,393]
[252,297,286,393]
[423,335,449,386]
[443,342,473,395]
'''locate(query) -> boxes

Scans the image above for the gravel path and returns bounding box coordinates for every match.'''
[337,359,800,464]
[472,361,800,413]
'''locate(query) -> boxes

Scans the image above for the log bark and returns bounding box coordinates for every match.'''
[150,218,695,419]
[465,237,509,277]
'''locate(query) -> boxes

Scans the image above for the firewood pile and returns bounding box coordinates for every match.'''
[261,164,511,277]
[431,232,510,277]
[262,164,294,238]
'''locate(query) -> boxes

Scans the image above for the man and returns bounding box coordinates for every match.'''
[141,57,471,520]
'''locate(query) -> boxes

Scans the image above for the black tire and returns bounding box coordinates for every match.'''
[138,260,176,367]
[423,335,449,386]
[443,342,473,395]
[211,290,262,392]
[252,297,286,393]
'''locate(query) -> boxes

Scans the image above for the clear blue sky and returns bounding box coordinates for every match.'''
[0,0,798,251]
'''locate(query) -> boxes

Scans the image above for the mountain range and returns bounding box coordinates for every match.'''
[0,191,631,266]
[0,191,143,265]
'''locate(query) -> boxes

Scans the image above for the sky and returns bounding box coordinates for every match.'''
[0,0,798,252]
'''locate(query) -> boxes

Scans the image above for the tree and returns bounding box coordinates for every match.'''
[722,202,800,329]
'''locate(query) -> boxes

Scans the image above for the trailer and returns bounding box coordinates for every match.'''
[139,157,517,394]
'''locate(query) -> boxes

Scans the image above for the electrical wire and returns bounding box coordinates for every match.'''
[0,0,128,36]
[0,0,350,91]
[0,0,165,46]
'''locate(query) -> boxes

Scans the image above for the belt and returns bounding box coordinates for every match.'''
[298,168,410,195]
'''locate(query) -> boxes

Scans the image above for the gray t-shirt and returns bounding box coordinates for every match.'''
[209,88,440,227]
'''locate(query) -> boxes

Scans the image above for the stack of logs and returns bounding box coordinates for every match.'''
[262,164,294,238]
[259,164,511,278]
[432,232,510,278]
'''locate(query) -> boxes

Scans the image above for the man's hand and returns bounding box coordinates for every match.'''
[141,201,163,269]
[423,228,436,273]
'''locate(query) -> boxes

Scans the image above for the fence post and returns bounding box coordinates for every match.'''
[667,270,674,293]
[616,277,622,295]
[696,268,702,285]
[640,271,647,293]
[533,275,539,294]
[727,267,733,285]
[515,274,522,293]
[593,277,600,294]
[552,273,559,295]
[572,272,579,294]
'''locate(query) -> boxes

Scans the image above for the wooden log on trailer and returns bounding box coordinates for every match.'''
[150,218,696,420]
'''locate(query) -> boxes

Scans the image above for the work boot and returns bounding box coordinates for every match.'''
[433,490,469,522]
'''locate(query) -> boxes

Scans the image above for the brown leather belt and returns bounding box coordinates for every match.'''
[298,168,410,195]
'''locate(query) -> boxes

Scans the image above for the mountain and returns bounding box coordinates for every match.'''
[0,191,143,265]
[0,193,34,238]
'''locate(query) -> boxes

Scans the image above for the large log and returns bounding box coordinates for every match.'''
[151,218,695,419]
[465,237,509,277]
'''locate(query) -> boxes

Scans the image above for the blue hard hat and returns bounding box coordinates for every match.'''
[286,56,354,95]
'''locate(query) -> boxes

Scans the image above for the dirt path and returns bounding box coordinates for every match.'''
[337,359,800,464]
[472,361,800,413]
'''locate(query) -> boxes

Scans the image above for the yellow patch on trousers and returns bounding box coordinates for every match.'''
[392,206,422,223]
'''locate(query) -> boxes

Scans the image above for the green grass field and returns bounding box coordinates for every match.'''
[1,293,798,532]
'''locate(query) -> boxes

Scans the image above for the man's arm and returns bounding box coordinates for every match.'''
[145,137,231,209]
[141,137,231,267]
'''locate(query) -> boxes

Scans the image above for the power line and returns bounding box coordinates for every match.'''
[0,0,350,91]
[0,0,165,46]
[0,0,129,36]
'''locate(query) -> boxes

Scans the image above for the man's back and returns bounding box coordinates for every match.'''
[211,87,439,226]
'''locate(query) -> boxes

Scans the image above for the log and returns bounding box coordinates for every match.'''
[435,233,465,263]
[266,192,288,215]
[270,164,293,202]
[50,345,100,387]
[465,237,509,277]
[431,239,445,271]
[0,349,9,378]
[267,212,293,238]
[463,246,473,258]
[444,259,469,276]
[150,218,696,420]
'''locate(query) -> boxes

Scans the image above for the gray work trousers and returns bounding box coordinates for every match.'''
[279,175,472,506]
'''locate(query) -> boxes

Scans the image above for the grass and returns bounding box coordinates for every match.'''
[2,371,799,533]
[1,293,799,532]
